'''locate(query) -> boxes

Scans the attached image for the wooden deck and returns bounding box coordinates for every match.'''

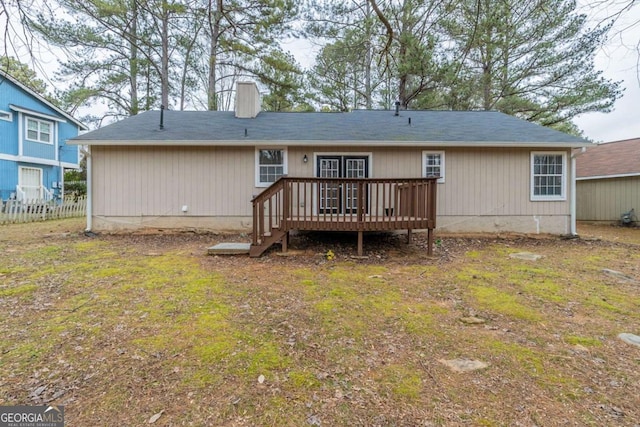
[250,177,438,257]
[285,215,433,231]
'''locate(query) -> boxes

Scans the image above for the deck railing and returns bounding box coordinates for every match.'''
[251,177,438,256]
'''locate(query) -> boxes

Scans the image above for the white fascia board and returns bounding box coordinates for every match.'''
[9,104,68,123]
[0,153,79,168]
[577,173,640,181]
[61,160,81,168]
[69,139,591,148]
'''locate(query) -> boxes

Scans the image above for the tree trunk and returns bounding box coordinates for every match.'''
[161,0,170,108]
[397,0,410,108]
[179,20,201,110]
[207,0,223,111]
[129,0,139,115]
[364,1,372,109]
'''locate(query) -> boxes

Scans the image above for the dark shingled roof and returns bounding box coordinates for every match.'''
[72,109,588,146]
[576,138,640,178]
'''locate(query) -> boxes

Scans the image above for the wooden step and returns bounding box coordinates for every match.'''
[250,228,287,257]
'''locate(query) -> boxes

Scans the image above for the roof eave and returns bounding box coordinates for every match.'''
[68,139,590,148]
[577,172,640,180]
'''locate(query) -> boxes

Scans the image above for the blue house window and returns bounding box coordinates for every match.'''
[26,117,53,144]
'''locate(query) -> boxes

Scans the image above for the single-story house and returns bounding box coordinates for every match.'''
[70,82,590,248]
[576,138,640,223]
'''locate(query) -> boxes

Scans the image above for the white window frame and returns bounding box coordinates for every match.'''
[255,147,288,187]
[0,110,12,122]
[422,150,445,183]
[530,151,567,201]
[25,116,54,144]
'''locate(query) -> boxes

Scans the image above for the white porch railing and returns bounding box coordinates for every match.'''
[43,186,54,201]
[15,185,54,201]
[15,185,26,201]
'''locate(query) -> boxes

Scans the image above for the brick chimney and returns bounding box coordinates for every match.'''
[235,81,261,118]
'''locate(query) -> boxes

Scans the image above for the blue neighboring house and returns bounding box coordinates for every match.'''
[0,69,87,202]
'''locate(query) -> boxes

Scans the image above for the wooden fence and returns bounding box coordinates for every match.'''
[0,196,86,225]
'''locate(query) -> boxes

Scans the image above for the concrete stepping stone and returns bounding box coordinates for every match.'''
[603,269,638,284]
[439,358,489,372]
[509,252,542,261]
[207,242,251,255]
[459,316,487,325]
[618,333,640,348]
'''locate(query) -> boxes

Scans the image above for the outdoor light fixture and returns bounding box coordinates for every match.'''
[303,154,308,163]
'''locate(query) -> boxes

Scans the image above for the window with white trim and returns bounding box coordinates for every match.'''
[26,117,53,144]
[531,152,566,200]
[0,110,12,121]
[422,151,445,183]
[256,148,287,186]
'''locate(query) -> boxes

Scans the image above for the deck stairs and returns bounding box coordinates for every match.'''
[249,227,288,257]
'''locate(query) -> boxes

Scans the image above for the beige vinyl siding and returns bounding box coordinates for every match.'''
[441,147,569,216]
[291,146,570,216]
[289,146,570,234]
[91,145,572,233]
[436,148,572,234]
[577,176,640,221]
[92,146,256,218]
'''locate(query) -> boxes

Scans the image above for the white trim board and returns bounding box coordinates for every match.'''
[577,173,640,181]
[9,104,68,123]
[69,139,592,149]
[0,153,80,169]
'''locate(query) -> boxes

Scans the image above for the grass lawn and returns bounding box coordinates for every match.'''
[1,218,639,426]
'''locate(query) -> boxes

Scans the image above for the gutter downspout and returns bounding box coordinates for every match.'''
[85,146,92,232]
[59,142,65,201]
[570,153,577,235]
[570,147,586,236]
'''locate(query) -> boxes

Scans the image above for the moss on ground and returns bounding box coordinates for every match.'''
[376,363,423,400]
[468,285,541,322]
[2,219,640,426]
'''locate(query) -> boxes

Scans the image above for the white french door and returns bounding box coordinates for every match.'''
[317,155,369,214]
[318,157,341,213]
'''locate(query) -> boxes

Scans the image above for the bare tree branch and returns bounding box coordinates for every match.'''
[368,0,393,74]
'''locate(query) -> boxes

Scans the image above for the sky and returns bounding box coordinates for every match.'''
[574,63,640,143]
[571,1,640,143]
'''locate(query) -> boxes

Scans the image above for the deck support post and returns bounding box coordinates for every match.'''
[427,228,434,256]
[282,231,288,253]
[357,231,363,256]
[407,229,412,244]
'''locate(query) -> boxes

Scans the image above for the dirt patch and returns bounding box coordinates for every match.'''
[1,219,639,426]
[577,222,640,245]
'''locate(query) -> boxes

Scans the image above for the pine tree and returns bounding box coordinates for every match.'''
[441,0,621,133]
